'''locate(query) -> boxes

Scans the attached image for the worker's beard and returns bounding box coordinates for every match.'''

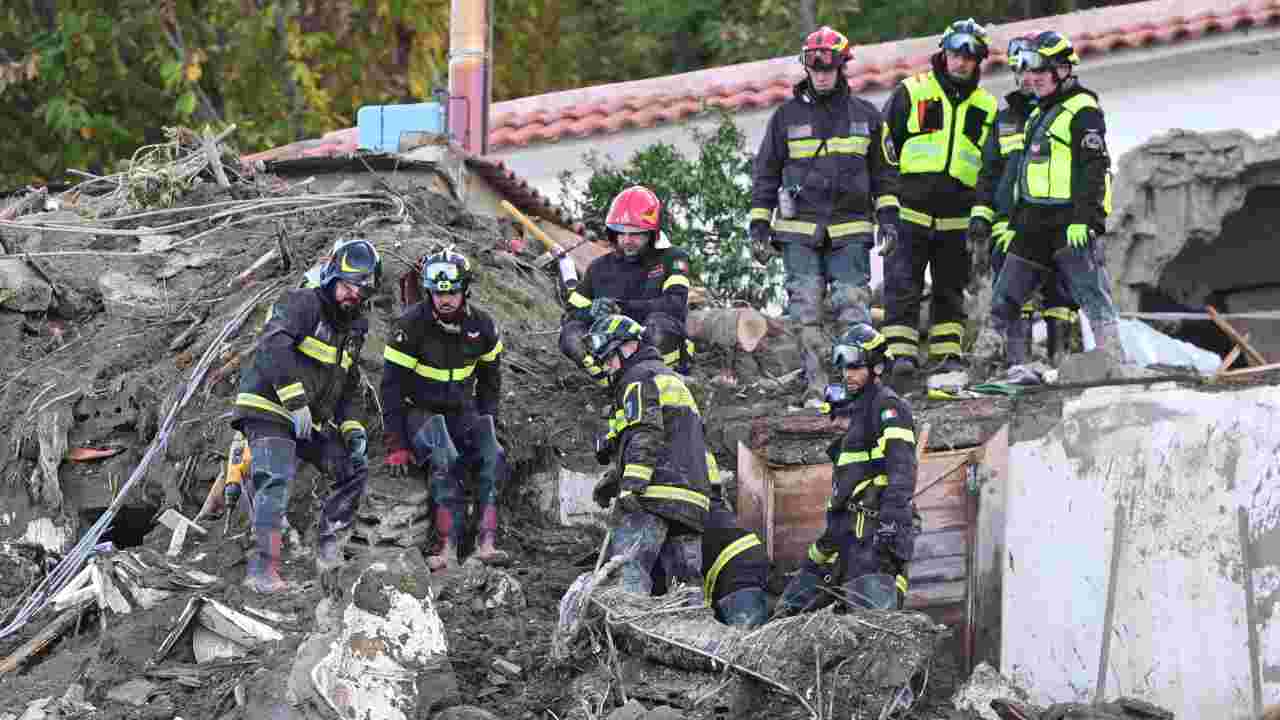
[433,301,465,328]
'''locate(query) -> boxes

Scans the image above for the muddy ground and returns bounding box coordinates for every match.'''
[0,171,1094,718]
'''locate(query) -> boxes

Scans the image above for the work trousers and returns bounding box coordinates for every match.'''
[611,509,703,597]
[781,234,872,393]
[241,419,368,542]
[778,509,907,613]
[882,220,969,363]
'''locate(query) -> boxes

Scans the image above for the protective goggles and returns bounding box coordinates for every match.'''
[607,224,651,235]
[1016,49,1058,72]
[832,343,869,369]
[802,48,842,70]
[942,32,986,58]
[423,261,465,292]
[1007,38,1034,69]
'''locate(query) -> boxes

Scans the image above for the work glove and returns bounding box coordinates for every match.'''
[592,468,620,508]
[875,222,899,258]
[993,223,1015,254]
[590,296,621,318]
[593,432,616,466]
[289,405,314,441]
[1066,223,1091,249]
[615,492,644,516]
[875,505,917,565]
[385,449,413,477]
[749,219,775,262]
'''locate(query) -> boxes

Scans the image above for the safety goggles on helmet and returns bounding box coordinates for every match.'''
[802,48,841,70]
[423,261,465,293]
[832,343,870,370]
[1007,37,1035,71]
[1017,48,1059,72]
[323,239,381,299]
[607,224,652,236]
[942,32,986,58]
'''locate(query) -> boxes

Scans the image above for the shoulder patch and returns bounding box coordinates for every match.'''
[787,123,813,139]
[849,120,870,136]
[881,407,898,422]
[623,382,643,423]
[1082,129,1105,151]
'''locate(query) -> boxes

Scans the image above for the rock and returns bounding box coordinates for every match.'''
[15,698,53,720]
[107,678,158,706]
[951,662,1034,720]
[645,707,684,720]
[433,707,503,720]
[1056,350,1161,384]
[5,211,94,254]
[606,699,648,720]
[0,258,53,313]
[928,370,969,391]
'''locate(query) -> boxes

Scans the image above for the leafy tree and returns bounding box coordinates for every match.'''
[557,112,786,310]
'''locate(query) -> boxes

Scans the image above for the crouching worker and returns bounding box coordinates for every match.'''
[586,314,710,595]
[777,324,919,614]
[381,249,509,570]
[702,465,769,627]
[231,238,380,594]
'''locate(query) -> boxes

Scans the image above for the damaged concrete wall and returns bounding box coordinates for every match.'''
[1002,384,1280,719]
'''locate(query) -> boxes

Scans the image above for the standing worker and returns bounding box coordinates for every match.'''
[881,19,998,382]
[560,186,694,385]
[970,34,1079,377]
[983,32,1124,380]
[231,238,380,593]
[382,249,509,570]
[777,324,918,614]
[750,25,900,409]
[585,314,710,596]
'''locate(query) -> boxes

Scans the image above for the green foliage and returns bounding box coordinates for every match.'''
[557,112,786,310]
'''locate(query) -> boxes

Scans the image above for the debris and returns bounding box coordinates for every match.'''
[15,698,52,720]
[166,309,208,352]
[0,598,92,674]
[106,678,158,706]
[1116,318,1221,375]
[952,662,1036,720]
[229,247,281,288]
[0,187,49,223]
[1207,304,1267,367]
[433,708,503,720]
[491,657,522,677]
[154,595,283,665]
[0,258,53,313]
[1055,349,1161,384]
[154,507,207,557]
[606,699,648,720]
[685,307,771,352]
[65,445,125,462]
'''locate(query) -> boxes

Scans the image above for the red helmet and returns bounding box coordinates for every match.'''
[801,26,853,70]
[606,185,661,235]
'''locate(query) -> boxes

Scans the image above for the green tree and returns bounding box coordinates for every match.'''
[558,112,785,310]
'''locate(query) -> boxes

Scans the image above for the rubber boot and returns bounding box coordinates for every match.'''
[1046,318,1074,365]
[470,504,511,566]
[427,506,459,571]
[798,325,828,409]
[244,529,287,594]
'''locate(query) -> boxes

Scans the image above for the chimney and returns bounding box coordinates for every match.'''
[448,0,491,155]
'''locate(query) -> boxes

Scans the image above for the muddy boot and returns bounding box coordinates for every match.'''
[470,504,511,566]
[243,529,287,594]
[798,326,828,409]
[427,506,459,571]
[1046,317,1075,365]
[1093,320,1128,366]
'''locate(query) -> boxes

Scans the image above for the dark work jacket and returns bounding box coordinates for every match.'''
[828,382,917,533]
[233,287,367,434]
[750,78,900,243]
[380,301,502,451]
[566,246,691,326]
[884,53,989,219]
[974,90,1037,222]
[702,502,769,605]
[1011,80,1110,233]
[611,345,710,533]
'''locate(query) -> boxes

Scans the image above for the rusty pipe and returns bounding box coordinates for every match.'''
[448,0,490,155]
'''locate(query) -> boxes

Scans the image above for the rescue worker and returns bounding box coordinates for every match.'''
[970,34,1079,374]
[777,324,918,614]
[231,238,380,594]
[749,26,900,408]
[585,313,710,595]
[702,466,770,627]
[381,249,508,570]
[559,186,694,385]
[982,31,1124,379]
[881,19,998,381]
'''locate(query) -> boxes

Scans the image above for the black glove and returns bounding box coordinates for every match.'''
[749,219,775,262]
[875,222,899,258]
[592,469,620,508]
[875,506,916,565]
[615,493,644,515]
[593,432,615,465]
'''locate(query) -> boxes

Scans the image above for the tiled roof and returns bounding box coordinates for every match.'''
[488,0,1280,149]
[240,129,575,226]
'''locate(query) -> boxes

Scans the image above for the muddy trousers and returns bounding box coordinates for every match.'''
[560,311,691,380]
[241,419,368,542]
[993,229,1119,366]
[612,509,703,596]
[780,234,873,393]
[882,220,969,363]
[715,588,768,628]
[992,244,1078,360]
[405,409,505,547]
[779,510,906,613]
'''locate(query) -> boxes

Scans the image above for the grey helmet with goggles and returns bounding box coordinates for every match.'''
[833,323,888,373]
[319,237,382,301]
[584,314,646,382]
[1018,31,1078,75]
[940,18,990,60]
[420,249,473,296]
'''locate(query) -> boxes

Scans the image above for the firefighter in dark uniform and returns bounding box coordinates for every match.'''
[381,249,508,570]
[777,324,919,614]
[970,34,1079,375]
[585,314,710,595]
[559,186,693,385]
[231,238,381,594]
[750,25,900,408]
[702,465,770,627]
[881,19,998,381]
[985,32,1124,377]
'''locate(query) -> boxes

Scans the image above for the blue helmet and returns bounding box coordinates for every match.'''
[832,323,888,373]
[319,237,381,299]
[420,249,474,295]
[585,313,646,369]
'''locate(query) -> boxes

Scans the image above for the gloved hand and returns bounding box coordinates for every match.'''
[593,431,615,465]
[592,468,620,508]
[1066,223,1091,249]
[289,405,314,441]
[345,428,368,463]
[615,492,644,515]
[875,505,916,565]
[875,222,899,258]
[994,225,1016,254]
[967,217,992,248]
[590,296,621,318]
[749,219,775,262]
[385,449,413,477]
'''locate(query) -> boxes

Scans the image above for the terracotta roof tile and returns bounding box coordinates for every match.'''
[487,0,1280,149]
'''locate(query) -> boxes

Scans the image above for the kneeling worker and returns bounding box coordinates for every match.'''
[702,465,769,627]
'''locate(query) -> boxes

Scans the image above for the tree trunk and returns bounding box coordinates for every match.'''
[798,0,817,35]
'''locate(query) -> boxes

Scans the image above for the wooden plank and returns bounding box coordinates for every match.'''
[913,470,968,507]
[909,555,968,584]
[917,503,969,532]
[907,580,967,608]
[914,528,968,561]
[1214,342,1243,376]
[0,600,91,674]
[1207,305,1267,366]
[971,424,1009,669]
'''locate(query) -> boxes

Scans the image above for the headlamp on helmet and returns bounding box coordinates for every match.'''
[420,249,473,295]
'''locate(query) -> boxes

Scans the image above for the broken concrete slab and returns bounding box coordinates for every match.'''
[644,706,684,720]
[0,259,53,313]
[605,699,648,720]
[106,678,157,706]
[1,211,95,254]
[15,699,52,720]
[433,707,503,720]
[952,662,1036,720]
[1055,350,1163,384]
